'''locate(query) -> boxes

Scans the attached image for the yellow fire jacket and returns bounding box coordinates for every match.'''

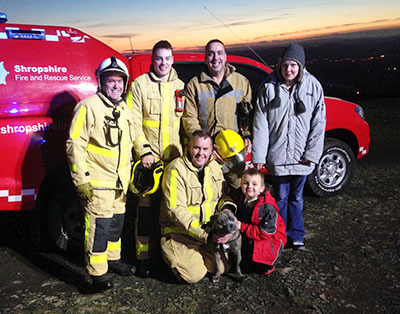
[66,92,134,193]
[159,153,235,243]
[127,68,184,163]
[183,63,252,137]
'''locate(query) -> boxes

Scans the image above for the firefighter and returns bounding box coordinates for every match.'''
[66,56,136,293]
[159,130,236,284]
[182,39,253,155]
[126,40,184,277]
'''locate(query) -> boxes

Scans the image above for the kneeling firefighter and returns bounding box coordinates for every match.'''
[66,56,136,293]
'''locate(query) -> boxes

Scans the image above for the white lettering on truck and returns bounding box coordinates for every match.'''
[14,65,68,75]
[0,122,49,135]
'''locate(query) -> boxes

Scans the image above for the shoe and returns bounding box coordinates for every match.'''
[264,266,275,275]
[108,260,136,276]
[136,260,152,278]
[90,275,113,293]
[292,242,306,251]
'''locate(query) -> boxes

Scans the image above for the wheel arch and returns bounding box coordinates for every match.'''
[325,129,359,158]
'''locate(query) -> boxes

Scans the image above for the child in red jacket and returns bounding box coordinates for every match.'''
[236,168,287,275]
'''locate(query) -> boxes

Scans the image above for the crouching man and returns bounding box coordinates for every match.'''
[159,130,235,283]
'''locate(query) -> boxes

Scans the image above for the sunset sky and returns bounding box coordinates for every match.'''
[2,0,400,53]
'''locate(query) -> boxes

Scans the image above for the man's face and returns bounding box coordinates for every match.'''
[152,48,174,80]
[189,136,213,168]
[241,174,265,201]
[281,59,300,82]
[205,42,227,76]
[103,75,124,100]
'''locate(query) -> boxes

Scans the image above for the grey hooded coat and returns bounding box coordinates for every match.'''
[252,69,326,176]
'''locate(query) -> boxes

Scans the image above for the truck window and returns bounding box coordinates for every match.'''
[173,61,203,84]
[230,62,270,102]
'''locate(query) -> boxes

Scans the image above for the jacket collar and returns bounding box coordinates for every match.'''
[149,67,179,82]
[182,151,216,173]
[199,62,236,84]
[97,92,126,110]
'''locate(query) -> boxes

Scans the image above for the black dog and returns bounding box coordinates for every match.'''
[207,210,243,283]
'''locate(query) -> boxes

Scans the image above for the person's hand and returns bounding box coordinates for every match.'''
[213,232,233,244]
[244,138,252,154]
[254,163,265,170]
[233,215,241,230]
[141,154,155,168]
[77,182,93,202]
[299,157,311,165]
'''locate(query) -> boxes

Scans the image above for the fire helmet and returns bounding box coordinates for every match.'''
[129,159,164,196]
[214,129,246,174]
[96,56,129,94]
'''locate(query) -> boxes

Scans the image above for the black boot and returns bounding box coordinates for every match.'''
[108,260,136,276]
[90,275,113,293]
[136,260,154,278]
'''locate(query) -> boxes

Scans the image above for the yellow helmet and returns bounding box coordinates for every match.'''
[215,129,245,159]
[215,129,246,175]
[129,159,164,196]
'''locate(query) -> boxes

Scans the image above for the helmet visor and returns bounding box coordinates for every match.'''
[222,150,246,174]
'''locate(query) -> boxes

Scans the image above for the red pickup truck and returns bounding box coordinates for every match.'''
[0,23,370,249]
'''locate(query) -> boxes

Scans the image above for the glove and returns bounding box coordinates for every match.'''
[77,182,93,202]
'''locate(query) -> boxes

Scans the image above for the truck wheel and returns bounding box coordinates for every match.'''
[307,138,355,197]
[38,165,84,253]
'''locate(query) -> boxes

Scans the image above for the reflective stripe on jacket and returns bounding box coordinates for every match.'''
[127,68,184,162]
[183,63,252,137]
[252,70,326,176]
[160,154,233,243]
[66,92,134,193]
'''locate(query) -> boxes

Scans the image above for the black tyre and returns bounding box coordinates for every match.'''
[307,138,355,197]
[38,165,84,252]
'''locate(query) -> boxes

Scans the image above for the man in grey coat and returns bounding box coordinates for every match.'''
[252,43,326,250]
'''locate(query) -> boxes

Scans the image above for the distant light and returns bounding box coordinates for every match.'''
[380,55,385,58]
[9,108,18,114]
[394,67,397,71]
[356,91,360,95]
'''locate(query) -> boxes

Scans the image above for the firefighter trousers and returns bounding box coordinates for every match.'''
[84,189,126,276]
[160,233,230,284]
[135,190,162,261]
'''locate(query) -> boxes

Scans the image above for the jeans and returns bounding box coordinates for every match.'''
[271,175,307,244]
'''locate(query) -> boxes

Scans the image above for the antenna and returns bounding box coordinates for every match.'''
[204,6,269,67]
[129,37,134,55]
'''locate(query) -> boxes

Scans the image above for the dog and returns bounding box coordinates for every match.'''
[207,210,243,283]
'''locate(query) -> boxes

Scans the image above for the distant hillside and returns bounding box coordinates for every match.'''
[227,34,400,101]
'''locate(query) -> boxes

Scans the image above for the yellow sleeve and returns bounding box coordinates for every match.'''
[127,79,152,158]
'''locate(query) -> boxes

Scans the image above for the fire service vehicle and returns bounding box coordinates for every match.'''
[0,22,370,250]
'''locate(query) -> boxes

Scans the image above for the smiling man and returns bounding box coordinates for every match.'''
[66,57,136,293]
[127,40,185,277]
[182,39,252,140]
[159,130,236,284]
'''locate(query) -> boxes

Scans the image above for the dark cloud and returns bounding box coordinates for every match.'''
[254,17,400,40]
[101,33,139,39]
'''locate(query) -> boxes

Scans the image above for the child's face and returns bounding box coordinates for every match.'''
[241,174,265,200]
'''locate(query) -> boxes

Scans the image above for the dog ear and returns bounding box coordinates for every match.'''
[204,215,215,231]
[225,210,235,220]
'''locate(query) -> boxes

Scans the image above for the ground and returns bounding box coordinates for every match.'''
[0,98,399,313]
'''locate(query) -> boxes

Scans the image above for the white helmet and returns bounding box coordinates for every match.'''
[96,56,129,94]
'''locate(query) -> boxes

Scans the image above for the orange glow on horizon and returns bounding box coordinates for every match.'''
[97,18,400,54]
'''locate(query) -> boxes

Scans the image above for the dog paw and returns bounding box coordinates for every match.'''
[212,275,220,283]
